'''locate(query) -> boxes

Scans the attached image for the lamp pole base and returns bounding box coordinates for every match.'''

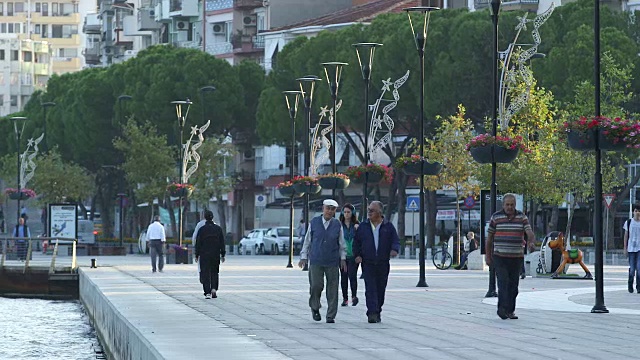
[591,305,609,313]
[416,279,429,288]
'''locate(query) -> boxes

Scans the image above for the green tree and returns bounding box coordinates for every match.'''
[190,136,237,235]
[31,150,95,204]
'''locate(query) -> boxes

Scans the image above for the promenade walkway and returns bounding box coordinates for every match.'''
[80,255,640,360]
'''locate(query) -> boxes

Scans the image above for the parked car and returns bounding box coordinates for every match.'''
[238,228,268,255]
[265,227,302,255]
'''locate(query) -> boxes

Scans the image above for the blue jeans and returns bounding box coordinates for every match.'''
[629,252,640,289]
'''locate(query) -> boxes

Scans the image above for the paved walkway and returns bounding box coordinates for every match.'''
[81,254,640,360]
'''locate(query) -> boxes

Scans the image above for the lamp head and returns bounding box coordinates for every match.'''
[321,62,348,99]
[404,7,439,53]
[283,90,302,119]
[199,85,216,93]
[171,99,193,126]
[352,43,383,81]
[296,75,321,107]
[118,95,132,102]
[490,0,501,17]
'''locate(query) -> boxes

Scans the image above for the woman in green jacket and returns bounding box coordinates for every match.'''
[340,203,360,306]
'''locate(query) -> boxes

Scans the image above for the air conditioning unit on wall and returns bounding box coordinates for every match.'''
[243,149,254,160]
[212,23,226,34]
[243,16,256,26]
[174,20,188,31]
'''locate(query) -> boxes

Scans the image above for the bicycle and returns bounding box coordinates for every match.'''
[432,241,453,270]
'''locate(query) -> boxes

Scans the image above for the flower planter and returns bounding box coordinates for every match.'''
[469,145,519,164]
[293,183,322,195]
[170,188,193,198]
[8,192,31,200]
[351,171,384,184]
[279,185,304,197]
[317,177,350,190]
[402,161,443,176]
[567,130,596,151]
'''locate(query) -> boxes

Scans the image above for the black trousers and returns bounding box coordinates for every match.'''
[199,256,220,295]
[362,262,390,316]
[494,256,523,314]
[340,257,359,300]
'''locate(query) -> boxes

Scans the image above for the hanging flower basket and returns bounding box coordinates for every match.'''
[278,184,303,197]
[564,116,640,151]
[566,130,596,151]
[290,176,322,195]
[469,145,519,164]
[395,156,442,176]
[466,134,528,164]
[4,188,36,200]
[345,163,393,185]
[167,183,194,198]
[316,173,350,190]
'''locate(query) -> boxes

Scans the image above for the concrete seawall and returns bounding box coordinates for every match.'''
[78,265,290,360]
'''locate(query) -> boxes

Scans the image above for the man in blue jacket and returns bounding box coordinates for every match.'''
[353,200,400,323]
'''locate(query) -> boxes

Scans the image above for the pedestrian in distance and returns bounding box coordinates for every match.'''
[339,203,360,307]
[13,217,30,261]
[146,215,166,273]
[455,231,478,270]
[353,200,400,323]
[192,211,208,283]
[485,193,535,320]
[623,203,640,293]
[195,210,226,299]
[298,199,347,323]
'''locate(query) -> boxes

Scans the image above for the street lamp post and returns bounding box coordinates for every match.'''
[11,117,27,223]
[405,5,439,288]
[486,0,501,298]
[199,86,216,125]
[297,76,320,272]
[591,0,608,314]
[321,62,348,197]
[283,90,302,268]
[117,192,126,248]
[172,100,193,248]
[352,43,382,218]
[117,95,132,125]
[41,102,55,153]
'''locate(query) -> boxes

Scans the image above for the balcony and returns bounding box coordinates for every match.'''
[206,42,232,55]
[231,34,264,53]
[170,0,199,17]
[501,0,539,11]
[233,0,263,9]
[138,9,162,30]
[83,50,101,65]
[206,0,232,12]
[32,13,81,24]
[83,14,102,34]
[33,63,51,75]
[175,40,201,49]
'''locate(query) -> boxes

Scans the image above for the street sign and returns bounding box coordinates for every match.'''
[603,193,616,209]
[406,196,419,211]
[255,194,267,207]
[464,196,475,209]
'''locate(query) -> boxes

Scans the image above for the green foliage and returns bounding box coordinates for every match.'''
[113,118,174,206]
[31,149,95,204]
[189,136,237,205]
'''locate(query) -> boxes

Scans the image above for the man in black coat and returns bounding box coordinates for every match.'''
[195,210,225,299]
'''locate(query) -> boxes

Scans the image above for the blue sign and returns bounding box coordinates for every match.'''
[406,196,420,211]
[464,196,475,209]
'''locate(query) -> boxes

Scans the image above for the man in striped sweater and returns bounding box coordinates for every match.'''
[485,193,535,320]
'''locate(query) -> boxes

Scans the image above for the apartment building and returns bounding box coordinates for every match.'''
[0,37,52,116]
[0,0,93,74]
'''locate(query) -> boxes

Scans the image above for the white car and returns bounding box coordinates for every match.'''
[238,229,268,255]
[265,227,302,255]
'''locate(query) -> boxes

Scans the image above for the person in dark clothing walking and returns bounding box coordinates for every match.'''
[195,210,225,299]
[339,203,360,307]
[14,217,30,260]
[485,193,535,320]
[353,201,400,323]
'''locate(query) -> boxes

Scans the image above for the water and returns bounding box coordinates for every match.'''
[0,298,100,360]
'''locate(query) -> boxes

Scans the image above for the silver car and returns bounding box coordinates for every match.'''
[238,228,268,255]
[265,227,302,255]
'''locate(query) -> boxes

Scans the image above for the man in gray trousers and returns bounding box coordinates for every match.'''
[299,199,347,323]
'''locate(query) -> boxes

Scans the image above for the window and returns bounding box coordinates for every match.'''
[8,24,13,33]
[0,50,4,60]
[10,95,17,107]
[0,3,4,16]
[58,48,77,57]
[52,2,58,16]
[22,51,32,62]
[0,24,5,33]
[61,3,73,15]
[11,50,18,61]
[52,24,62,38]
[42,2,48,16]
[15,2,23,13]
[34,24,40,34]
[41,24,47,37]
[7,2,13,16]
[35,2,40,12]
[0,95,3,107]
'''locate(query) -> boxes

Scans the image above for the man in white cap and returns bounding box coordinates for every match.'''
[299,199,347,323]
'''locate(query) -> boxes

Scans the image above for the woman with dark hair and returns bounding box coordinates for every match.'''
[340,203,360,306]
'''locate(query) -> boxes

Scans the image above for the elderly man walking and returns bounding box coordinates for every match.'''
[146,215,166,273]
[353,201,400,323]
[298,199,347,323]
[485,193,535,320]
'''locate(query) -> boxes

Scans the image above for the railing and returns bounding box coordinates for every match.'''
[205,42,232,55]
[1,237,77,274]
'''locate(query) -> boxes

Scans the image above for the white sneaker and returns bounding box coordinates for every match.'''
[205,293,211,299]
